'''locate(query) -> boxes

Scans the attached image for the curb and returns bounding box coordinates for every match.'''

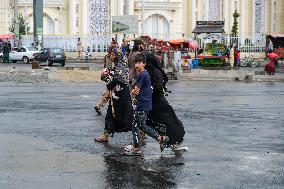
[179,72,284,82]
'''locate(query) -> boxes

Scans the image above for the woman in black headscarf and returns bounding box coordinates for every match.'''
[95,47,133,142]
[144,52,185,148]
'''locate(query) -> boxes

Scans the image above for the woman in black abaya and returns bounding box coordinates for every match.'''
[95,49,133,142]
[144,52,185,148]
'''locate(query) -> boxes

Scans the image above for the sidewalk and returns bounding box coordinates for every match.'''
[180,67,284,82]
[1,63,284,82]
[65,52,106,61]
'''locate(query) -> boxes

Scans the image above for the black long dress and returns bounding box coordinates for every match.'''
[145,53,185,146]
[105,75,133,135]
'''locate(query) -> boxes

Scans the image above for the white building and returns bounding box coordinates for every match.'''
[0,0,283,37]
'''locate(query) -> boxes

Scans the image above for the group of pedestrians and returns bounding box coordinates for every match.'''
[94,39,185,155]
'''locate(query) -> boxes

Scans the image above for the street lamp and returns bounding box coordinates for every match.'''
[141,0,144,35]
[14,0,19,47]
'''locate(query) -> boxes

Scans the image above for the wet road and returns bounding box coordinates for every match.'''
[0,81,284,189]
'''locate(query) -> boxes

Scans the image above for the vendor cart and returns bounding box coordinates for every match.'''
[266,34,284,59]
[192,21,227,66]
[197,55,226,66]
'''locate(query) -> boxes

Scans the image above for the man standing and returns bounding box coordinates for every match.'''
[77,38,83,59]
[0,39,3,53]
[7,40,12,52]
[2,42,10,63]
[229,46,234,68]
[173,48,181,79]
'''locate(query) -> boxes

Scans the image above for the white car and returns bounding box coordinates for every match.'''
[0,46,39,63]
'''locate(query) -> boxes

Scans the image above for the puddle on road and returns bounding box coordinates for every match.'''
[103,153,185,188]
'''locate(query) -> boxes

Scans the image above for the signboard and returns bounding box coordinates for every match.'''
[112,15,138,34]
[196,21,224,25]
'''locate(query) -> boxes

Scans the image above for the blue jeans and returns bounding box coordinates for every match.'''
[132,111,159,147]
[237,59,241,67]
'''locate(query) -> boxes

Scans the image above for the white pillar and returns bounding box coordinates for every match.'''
[230,0,235,31]
[82,0,88,35]
[141,0,145,34]
[128,0,134,15]
[117,0,123,15]
[192,0,196,30]
[158,15,163,38]
[204,0,209,20]
[240,0,246,35]
[223,0,228,32]
[147,17,151,35]
[111,0,115,16]
[69,0,77,34]
[252,0,256,35]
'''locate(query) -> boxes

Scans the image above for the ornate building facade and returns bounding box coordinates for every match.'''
[183,0,284,36]
[0,0,13,35]
[0,0,283,37]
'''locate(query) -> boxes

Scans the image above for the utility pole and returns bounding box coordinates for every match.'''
[14,0,19,46]
[141,0,144,35]
[33,0,43,49]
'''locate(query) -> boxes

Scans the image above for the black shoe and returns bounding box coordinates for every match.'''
[94,106,102,115]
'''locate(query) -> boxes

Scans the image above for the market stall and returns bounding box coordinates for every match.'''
[192,21,227,66]
[266,34,284,59]
[0,34,14,40]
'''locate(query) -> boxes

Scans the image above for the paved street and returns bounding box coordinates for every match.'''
[0,80,283,189]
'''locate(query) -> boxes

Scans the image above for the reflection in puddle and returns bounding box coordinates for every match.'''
[103,152,185,189]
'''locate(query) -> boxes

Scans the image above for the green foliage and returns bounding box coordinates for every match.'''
[9,13,30,36]
[205,43,225,55]
[112,21,129,33]
[231,10,240,36]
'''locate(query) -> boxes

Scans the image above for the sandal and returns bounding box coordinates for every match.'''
[94,135,108,142]
[159,136,169,152]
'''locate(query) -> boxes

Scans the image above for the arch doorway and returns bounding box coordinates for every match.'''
[27,13,55,35]
[43,14,55,35]
[144,14,170,40]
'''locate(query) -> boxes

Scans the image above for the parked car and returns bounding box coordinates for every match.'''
[34,48,66,66]
[0,46,39,63]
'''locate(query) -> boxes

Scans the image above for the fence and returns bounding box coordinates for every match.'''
[224,34,266,53]
[19,33,267,53]
[20,34,112,52]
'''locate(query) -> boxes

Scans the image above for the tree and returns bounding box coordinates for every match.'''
[9,13,30,36]
[231,10,240,36]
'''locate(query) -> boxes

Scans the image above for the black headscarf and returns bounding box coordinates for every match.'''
[144,52,168,95]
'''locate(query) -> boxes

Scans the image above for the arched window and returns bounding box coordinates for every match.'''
[145,14,170,39]
[43,14,55,35]
[27,13,55,35]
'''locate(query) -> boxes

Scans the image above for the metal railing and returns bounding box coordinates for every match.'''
[19,33,267,53]
[224,34,266,53]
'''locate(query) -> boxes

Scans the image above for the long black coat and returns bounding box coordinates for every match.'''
[145,53,185,145]
[105,76,133,135]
